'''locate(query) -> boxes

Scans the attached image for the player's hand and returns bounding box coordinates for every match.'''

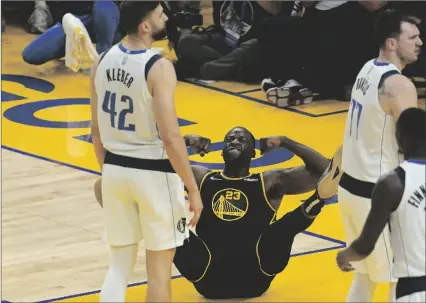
[186,134,212,157]
[336,249,355,272]
[259,136,282,155]
[187,189,203,227]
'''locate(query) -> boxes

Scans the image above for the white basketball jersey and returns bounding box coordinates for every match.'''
[390,160,426,278]
[95,43,166,159]
[342,58,403,183]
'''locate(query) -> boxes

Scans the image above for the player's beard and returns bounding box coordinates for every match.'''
[152,27,167,41]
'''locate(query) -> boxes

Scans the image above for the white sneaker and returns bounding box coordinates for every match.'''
[62,13,98,72]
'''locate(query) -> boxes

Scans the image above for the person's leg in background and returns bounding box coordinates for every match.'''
[92,0,123,54]
[21,15,92,65]
[200,38,258,81]
[174,31,232,79]
[177,32,232,67]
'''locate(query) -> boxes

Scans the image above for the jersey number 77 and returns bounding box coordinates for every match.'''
[348,98,363,140]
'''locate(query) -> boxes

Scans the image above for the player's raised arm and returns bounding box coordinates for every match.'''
[261,136,331,196]
[183,134,213,188]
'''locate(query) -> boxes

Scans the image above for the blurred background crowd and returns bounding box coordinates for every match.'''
[2,0,425,104]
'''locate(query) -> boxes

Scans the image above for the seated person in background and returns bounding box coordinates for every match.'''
[260,0,388,107]
[94,127,343,299]
[21,1,124,72]
[171,0,290,82]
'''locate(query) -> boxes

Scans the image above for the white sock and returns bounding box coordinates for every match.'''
[388,282,397,302]
[100,244,138,302]
[346,273,377,302]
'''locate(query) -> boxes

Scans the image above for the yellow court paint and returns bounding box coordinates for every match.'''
[2,26,397,302]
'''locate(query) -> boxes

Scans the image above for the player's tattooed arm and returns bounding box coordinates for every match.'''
[337,169,404,271]
[378,85,395,99]
[260,136,331,209]
[379,74,418,120]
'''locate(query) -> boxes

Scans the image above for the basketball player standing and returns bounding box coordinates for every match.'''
[89,1,203,302]
[337,108,426,303]
[338,9,422,302]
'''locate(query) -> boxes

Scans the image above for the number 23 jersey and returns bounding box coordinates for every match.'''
[196,171,276,260]
[342,58,402,183]
[95,44,165,160]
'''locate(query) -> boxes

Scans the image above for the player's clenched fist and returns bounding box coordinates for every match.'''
[185,134,212,157]
[259,136,282,155]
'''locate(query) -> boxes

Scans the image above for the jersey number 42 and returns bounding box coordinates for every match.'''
[102,90,135,131]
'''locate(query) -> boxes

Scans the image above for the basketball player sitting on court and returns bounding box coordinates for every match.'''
[337,108,426,303]
[95,126,343,299]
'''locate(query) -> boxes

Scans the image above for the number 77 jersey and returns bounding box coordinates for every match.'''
[341,58,403,183]
[94,44,165,160]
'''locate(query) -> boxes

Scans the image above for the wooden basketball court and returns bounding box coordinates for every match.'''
[2,22,424,303]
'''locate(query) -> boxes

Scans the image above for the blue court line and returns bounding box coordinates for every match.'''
[31,244,345,303]
[2,145,346,303]
[183,79,349,118]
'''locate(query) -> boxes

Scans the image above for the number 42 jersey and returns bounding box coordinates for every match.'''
[342,58,403,183]
[95,44,165,160]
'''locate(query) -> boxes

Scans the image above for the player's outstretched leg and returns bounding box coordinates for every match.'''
[257,145,344,276]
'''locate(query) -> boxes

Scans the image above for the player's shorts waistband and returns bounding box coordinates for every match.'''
[396,276,426,299]
[339,172,375,199]
[104,150,176,173]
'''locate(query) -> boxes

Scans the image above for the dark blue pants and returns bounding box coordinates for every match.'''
[22,1,123,65]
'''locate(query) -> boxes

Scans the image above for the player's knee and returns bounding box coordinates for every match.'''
[257,235,291,276]
[260,257,289,276]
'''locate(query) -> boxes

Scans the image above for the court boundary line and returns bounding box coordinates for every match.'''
[1,145,346,303]
[32,244,345,303]
[182,79,349,118]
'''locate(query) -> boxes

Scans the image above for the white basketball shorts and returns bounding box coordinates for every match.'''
[101,163,189,251]
[338,186,396,282]
[397,291,425,303]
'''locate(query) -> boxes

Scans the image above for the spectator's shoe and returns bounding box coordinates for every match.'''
[291,0,304,17]
[263,79,313,108]
[28,3,53,34]
[62,13,98,73]
[317,145,343,200]
[261,78,276,92]
[261,78,291,107]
